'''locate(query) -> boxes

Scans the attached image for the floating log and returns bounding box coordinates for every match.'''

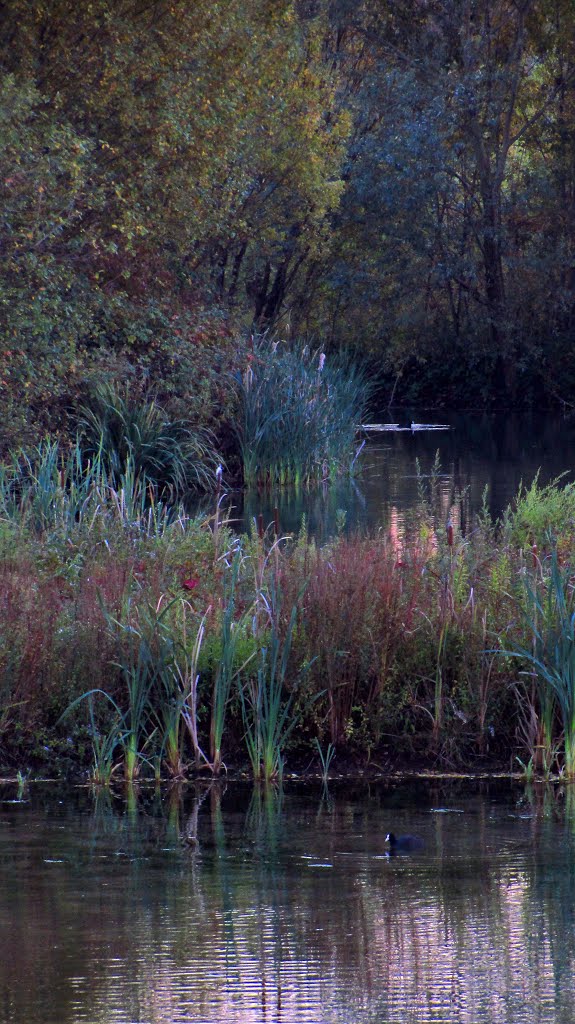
[362,422,451,432]
[410,422,451,430]
[361,423,400,431]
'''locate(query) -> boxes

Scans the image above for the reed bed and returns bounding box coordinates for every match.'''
[236,336,371,488]
[78,383,221,497]
[2,465,575,782]
[0,439,195,541]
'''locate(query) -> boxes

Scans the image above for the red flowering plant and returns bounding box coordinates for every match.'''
[182,576,200,592]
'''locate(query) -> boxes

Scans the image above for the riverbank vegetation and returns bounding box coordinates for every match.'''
[2,0,575,450]
[2,466,575,784]
[3,1,575,784]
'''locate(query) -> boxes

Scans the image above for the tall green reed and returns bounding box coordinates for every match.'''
[141,597,192,780]
[151,597,213,777]
[85,694,122,786]
[59,686,129,785]
[175,601,211,771]
[209,550,255,774]
[314,737,336,784]
[78,382,221,496]
[0,438,190,543]
[236,336,371,488]
[503,549,575,776]
[0,441,106,535]
[239,586,299,782]
[60,598,162,783]
[101,601,159,783]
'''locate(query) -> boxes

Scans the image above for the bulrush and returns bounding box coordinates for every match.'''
[236,334,372,488]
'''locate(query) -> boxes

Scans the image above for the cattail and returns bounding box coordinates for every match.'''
[273,506,280,538]
[257,513,264,540]
[446,517,454,548]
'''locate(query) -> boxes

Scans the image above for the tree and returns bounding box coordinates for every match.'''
[323,0,575,402]
[0,0,350,442]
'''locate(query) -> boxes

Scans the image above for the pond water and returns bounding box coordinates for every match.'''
[236,410,575,541]
[2,780,575,1024]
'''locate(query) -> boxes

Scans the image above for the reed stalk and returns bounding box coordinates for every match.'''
[59,688,125,785]
[502,550,575,776]
[86,695,122,785]
[0,438,187,542]
[433,620,448,744]
[209,551,256,774]
[149,603,188,780]
[239,590,298,782]
[97,600,161,782]
[314,738,336,784]
[176,601,211,770]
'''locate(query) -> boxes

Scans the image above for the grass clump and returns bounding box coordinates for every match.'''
[239,585,301,783]
[236,336,372,488]
[502,550,575,777]
[508,473,575,548]
[78,383,222,497]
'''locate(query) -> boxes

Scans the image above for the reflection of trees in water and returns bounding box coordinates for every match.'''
[361,790,575,1024]
[2,785,575,1022]
[519,785,575,1008]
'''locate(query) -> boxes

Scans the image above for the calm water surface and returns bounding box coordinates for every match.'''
[1,781,575,1024]
[238,411,575,539]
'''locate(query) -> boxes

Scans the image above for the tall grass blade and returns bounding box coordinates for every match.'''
[239,584,299,782]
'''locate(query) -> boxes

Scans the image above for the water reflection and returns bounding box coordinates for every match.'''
[234,411,575,541]
[1,782,575,1023]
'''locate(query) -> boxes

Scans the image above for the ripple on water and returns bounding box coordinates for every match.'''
[0,785,575,1024]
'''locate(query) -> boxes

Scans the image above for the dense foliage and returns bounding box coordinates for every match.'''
[1,0,574,441]
[2,460,575,782]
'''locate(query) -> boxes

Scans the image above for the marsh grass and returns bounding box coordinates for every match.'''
[60,686,127,785]
[508,472,575,548]
[239,589,300,782]
[208,551,256,774]
[85,695,122,786]
[0,440,104,536]
[0,438,188,543]
[175,602,211,771]
[144,599,189,780]
[78,383,221,496]
[314,738,336,783]
[236,336,371,488]
[286,535,421,746]
[60,598,168,783]
[8,462,575,779]
[503,550,575,776]
[105,604,160,782]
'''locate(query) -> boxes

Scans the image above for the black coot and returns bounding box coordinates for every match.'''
[385,831,424,851]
